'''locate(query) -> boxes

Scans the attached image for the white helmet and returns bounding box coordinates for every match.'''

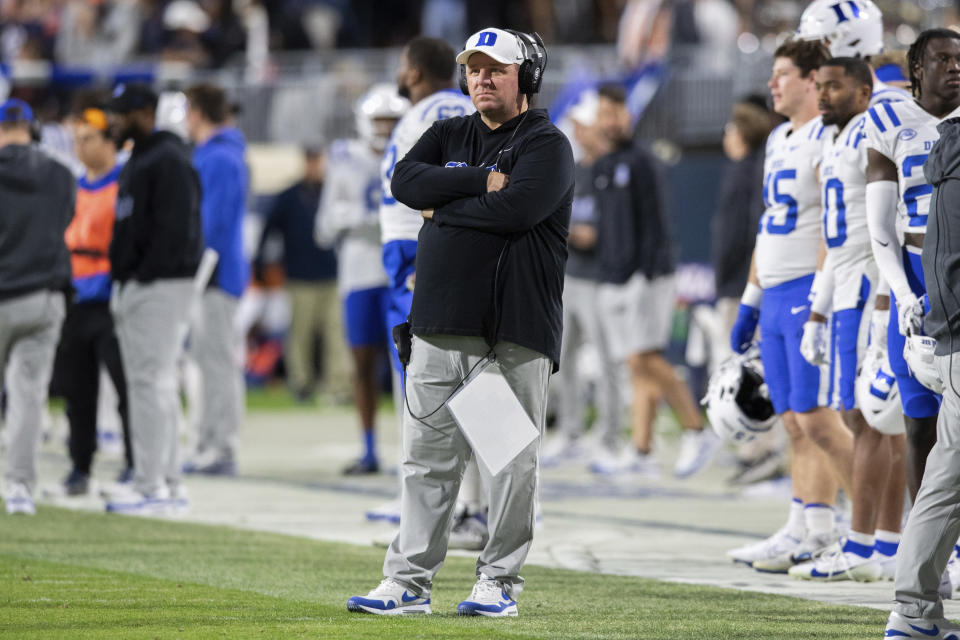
[903,331,944,394]
[355,83,409,152]
[156,91,189,141]
[703,348,778,443]
[855,351,905,435]
[797,0,884,58]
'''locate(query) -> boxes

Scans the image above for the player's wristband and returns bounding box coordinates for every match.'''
[740,282,762,309]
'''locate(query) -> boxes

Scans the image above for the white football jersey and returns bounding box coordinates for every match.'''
[864,99,942,235]
[870,80,912,107]
[379,88,475,244]
[819,113,870,268]
[755,117,824,289]
[317,138,388,294]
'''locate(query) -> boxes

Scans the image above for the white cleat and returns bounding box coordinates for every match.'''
[589,449,661,478]
[4,482,35,515]
[727,526,802,567]
[788,547,883,582]
[753,531,838,574]
[346,578,431,615]
[365,498,401,524]
[673,428,721,478]
[878,553,897,581]
[448,509,488,551]
[540,434,591,467]
[104,485,171,516]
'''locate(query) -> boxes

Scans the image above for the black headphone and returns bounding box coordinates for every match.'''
[459,29,548,97]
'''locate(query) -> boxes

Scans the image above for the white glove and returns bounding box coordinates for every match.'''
[868,309,889,353]
[896,292,923,336]
[800,320,829,366]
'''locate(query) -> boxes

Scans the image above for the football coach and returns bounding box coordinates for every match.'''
[347,28,574,618]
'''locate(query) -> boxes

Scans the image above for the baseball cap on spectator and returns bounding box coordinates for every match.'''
[108,83,159,114]
[164,0,211,33]
[0,98,34,124]
[455,28,525,66]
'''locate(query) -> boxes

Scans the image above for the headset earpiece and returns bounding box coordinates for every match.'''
[459,64,469,95]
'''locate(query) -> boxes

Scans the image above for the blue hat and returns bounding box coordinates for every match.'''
[874,63,908,85]
[0,98,34,124]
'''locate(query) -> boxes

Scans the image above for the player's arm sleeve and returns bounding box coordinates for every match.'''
[314,164,353,248]
[865,144,911,301]
[391,122,490,209]
[432,132,575,234]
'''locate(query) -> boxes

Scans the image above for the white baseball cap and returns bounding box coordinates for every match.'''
[456,28,524,66]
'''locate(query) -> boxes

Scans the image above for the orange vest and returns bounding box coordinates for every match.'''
[66,166,119,279]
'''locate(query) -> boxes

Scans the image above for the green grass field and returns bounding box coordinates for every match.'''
[0,508,889,639]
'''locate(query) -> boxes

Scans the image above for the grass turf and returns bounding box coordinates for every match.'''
[0,507,887,639]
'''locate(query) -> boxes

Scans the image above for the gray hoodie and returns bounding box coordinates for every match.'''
[0,143,75,300]
[923,117,960,355]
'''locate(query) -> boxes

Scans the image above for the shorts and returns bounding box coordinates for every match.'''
[827,267,873,411]
[344,286,389,348]
[888,248,942,419]
[597,272,675,362]
[382,239,418,372]
[759,274,827,415]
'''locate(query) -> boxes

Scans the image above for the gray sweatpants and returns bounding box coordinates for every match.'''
[113,279,192,495]
[894,353,960,619]
[0,290,64,490]
[554,275,621,449]
[190,289,244,460]
[383,334,551,599]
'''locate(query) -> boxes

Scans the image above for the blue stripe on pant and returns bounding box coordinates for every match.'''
[832,275,871,411]
[759,274,823,415]
[382,239,418,373]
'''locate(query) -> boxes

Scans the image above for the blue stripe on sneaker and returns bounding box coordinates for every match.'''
[884,631,910,638]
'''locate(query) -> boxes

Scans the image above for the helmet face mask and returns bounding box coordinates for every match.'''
[797,0,884,58]
[704,351,778,443]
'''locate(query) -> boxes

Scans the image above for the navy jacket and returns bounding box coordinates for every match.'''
[391,108,574,368]
[194,127,250,297]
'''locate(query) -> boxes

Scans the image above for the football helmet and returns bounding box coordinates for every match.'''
[855,351,905,435]
[703,347,778,443]
[355,83,409,152]
[797,0,884,58]
[904,330,944,395]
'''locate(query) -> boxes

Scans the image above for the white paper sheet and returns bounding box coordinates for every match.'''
[446,360,540,477]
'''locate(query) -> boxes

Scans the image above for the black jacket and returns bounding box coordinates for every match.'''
[0,143,74,300]
[111,130,203,284]
[593,140,675,284]
[712,149,764,299]
[391,108,574,368]
[923,117,960,355]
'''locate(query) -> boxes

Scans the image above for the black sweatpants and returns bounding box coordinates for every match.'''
[53,301,132,473]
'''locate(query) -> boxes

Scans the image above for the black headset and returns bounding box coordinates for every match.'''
[459,29,548,97]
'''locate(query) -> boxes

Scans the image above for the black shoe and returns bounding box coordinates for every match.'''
[63,469,90,496]
[342,457,379,476]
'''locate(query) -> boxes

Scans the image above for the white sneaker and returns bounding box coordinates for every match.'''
[788,547,883,582]
[589,449,660,478]
[674,428,720,478]
[105,484,171,516]
[878,553,897,581]
[457,574,517,617]
[540,434,589,467]
[4,482,35,515]
[365,498,401,524]
[884,611,960,639]
[346,578,431,615]
[753,530,839,573]
[167,484,190,516]
[727,526,802,567]
[448,509,488,551]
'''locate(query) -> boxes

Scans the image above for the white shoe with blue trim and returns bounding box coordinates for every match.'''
[788,547,882,582]
[883,611,960,639]
[457,575,518,617]
[104,485,170,516]
[346,578,431,615]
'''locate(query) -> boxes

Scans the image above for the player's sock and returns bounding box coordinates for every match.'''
[786,497,805,539]
[842,530,875,559]
[874,529,900,557]
[363,429,377,463]
[803,502,835,537]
